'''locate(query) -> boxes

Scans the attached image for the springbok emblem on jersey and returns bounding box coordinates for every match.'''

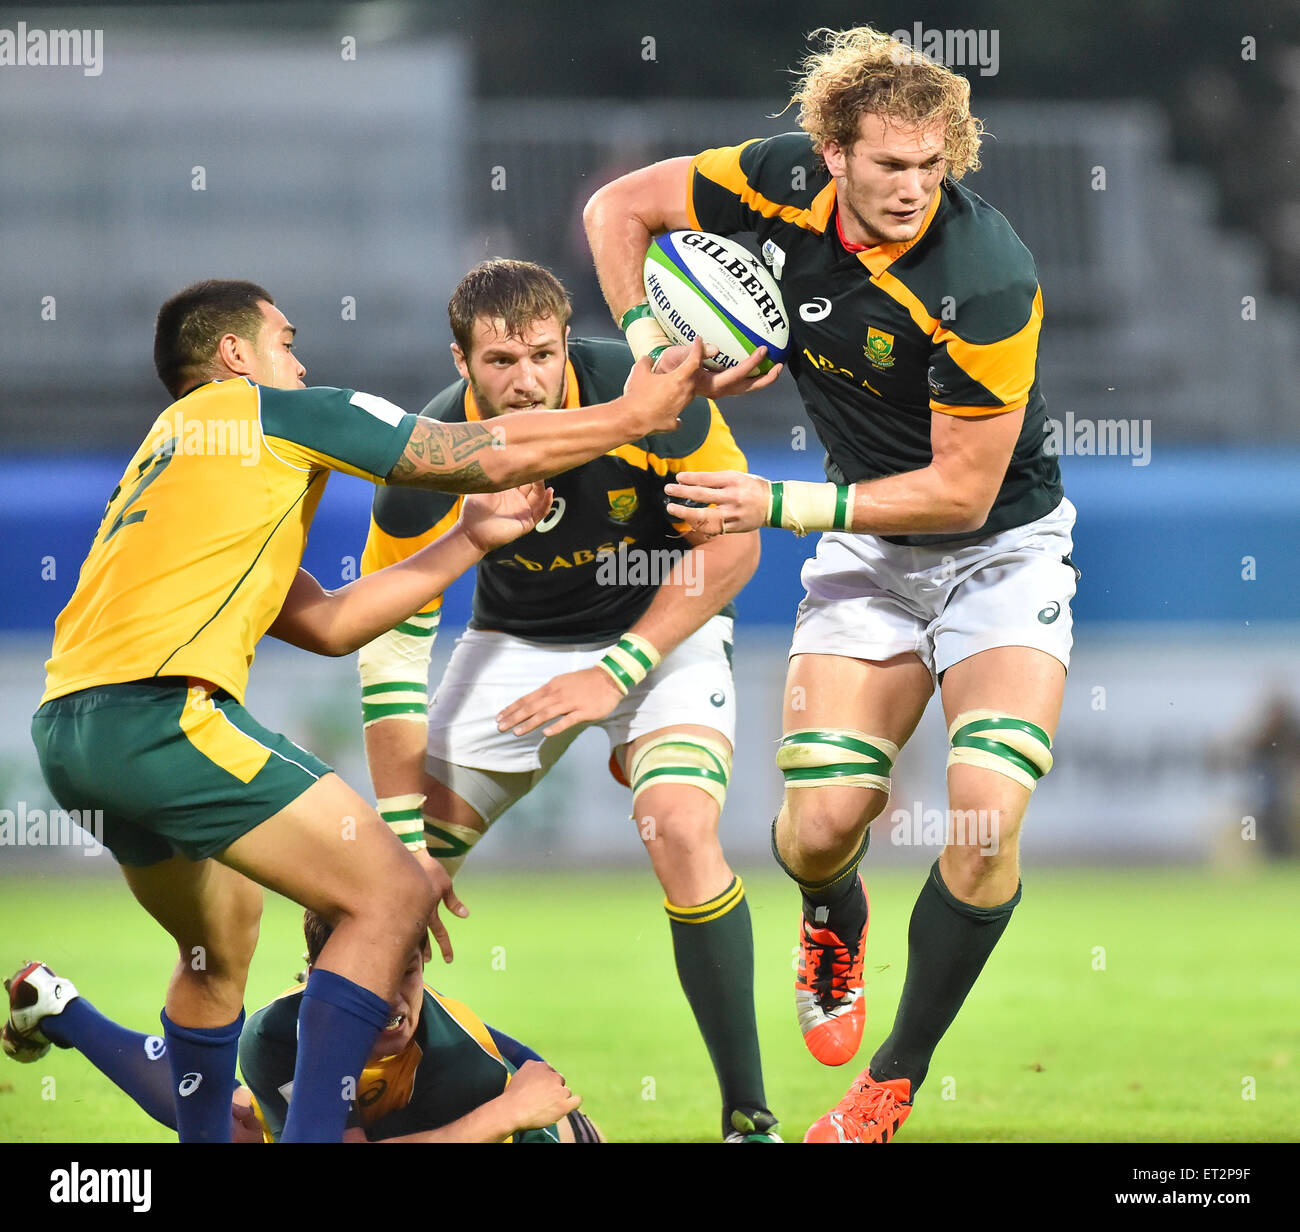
[607,488,639,522]
[865,327,896,369]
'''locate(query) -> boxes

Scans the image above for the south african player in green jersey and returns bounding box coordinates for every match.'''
[585,24,1077,1142]
[358,260,782,1142]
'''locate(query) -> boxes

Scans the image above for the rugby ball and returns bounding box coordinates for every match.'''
[643,231,789,373]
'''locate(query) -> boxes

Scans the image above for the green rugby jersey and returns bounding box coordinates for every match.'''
[687,133,1063,546]
[361,337,746,642]
[239,984,560,1142]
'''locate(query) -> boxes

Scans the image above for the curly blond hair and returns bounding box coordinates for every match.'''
[791,25,983,180]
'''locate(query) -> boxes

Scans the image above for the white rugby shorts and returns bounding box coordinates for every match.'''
[789,498,1078,676]
[427,614,736,776]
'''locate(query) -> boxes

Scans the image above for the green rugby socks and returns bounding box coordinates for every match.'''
[870,859,1020,1093]
[771,816,870,941]
[665,876,771,1137]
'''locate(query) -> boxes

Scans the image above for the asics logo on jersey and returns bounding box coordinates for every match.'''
[1037,602,1061,624]
[710,691,727,707]
[177,1072,203,1097]
[359,1078,389,1107]
[799,298,832,322]
[534,496,566,534]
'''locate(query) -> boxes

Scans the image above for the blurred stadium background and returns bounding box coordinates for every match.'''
[1,0,1297,1143]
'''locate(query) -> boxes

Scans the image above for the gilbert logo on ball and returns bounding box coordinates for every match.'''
[644,231,789,372]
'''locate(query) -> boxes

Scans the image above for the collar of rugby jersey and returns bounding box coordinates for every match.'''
[835,180,944,278]
[461,358,581,421]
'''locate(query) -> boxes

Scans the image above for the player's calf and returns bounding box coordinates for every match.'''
[864,712,1054,1100]
[774,729,901,1066]
[627,739,775,1142]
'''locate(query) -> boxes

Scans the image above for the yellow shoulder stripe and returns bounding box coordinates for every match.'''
[873,272,1042,412]
[604,400,746,477]
[689,142,837,234]
[424,984,504,1061]
[934,285,1042,411]
[359,504,463,616]
[661,401,747,472]
[872,270,940,335]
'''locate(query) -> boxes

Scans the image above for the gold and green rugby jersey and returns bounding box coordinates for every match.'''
[688,133,1063,546]
[42,378,417,704]
[241,984,559,1142]
[361,337,746,643]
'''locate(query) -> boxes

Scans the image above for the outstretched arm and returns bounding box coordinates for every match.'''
[386,345,724,491]
[270,485,550,655]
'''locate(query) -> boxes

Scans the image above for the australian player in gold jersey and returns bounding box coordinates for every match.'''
[30,279,764,1143]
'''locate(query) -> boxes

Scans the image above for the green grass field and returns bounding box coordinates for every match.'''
[1,865,1296,1143]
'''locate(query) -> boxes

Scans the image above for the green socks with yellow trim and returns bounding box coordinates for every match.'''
[665,875,774,1139]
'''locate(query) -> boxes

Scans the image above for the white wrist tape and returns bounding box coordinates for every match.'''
[623,314,673,365]
[596,633,662,695]
[766,481,856,536]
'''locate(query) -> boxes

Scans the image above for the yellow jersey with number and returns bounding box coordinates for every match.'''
[42,378,416,705]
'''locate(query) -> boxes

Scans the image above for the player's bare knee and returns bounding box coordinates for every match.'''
[787,790,883,859]
[941,831,1019,899]
[639,806,719,852]
[327,851,432,950]
[777,729,896,858]
[385,857,436,938]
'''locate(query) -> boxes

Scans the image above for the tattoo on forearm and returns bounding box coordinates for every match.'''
[390,420,494,491]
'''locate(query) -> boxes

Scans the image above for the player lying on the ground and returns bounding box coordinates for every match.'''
[358,259,782,1142]
[30,278,724,1142]
[586,25,1078,1142]
[5,915,602,1142]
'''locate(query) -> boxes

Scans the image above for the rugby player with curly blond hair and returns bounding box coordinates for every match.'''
[585,24,1077,1142]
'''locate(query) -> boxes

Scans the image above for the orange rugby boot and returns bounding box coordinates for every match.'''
[803,1069,912,1143]
[794,876,868,1065]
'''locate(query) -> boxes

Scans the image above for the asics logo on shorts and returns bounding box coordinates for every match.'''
[1037,602,1061,624]
[710,691,726,707]
[178,1072,203,1097]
